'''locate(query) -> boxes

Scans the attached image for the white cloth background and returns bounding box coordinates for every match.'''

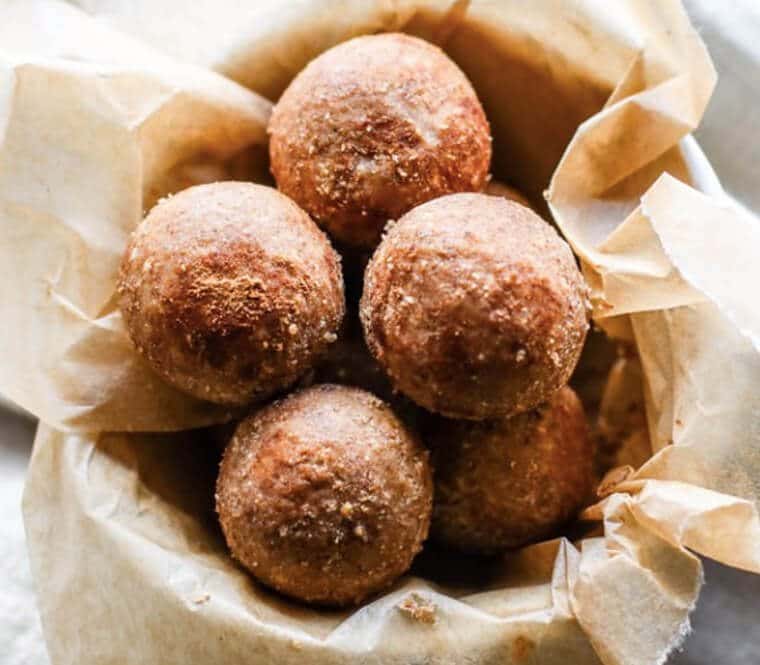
[1,1,758,663]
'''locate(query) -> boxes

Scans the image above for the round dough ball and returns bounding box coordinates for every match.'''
[118,182,344,406]
[361,193,589,420]
[431,386,594,553]
[268,33,491,249]
[216,384,433,606]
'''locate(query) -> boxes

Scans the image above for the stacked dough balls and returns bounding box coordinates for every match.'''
[118,33,594,607]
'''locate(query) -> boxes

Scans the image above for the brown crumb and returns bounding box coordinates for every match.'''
[397,593,437,624]
[597,465,635,498]
[512,635,536,662]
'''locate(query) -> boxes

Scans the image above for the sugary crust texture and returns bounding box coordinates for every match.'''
[431,386,594,553]
[118,182,345,406]
[268,33,492,249]
[216,384,433,606]
[361,193,590,420]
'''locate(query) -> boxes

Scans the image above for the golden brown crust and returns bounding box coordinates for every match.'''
[268,33,491,249]
[215,384,433,606]
[361,193,590,420]
[430,386,594,553]
[118,182,344,406]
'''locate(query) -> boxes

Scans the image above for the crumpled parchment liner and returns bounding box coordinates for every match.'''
[3,1,758,664]
[24,424,694,665]
[0,0,271,431]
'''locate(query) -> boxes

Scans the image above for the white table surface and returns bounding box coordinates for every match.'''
[2,1,760,663]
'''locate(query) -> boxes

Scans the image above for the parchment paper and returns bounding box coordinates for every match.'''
[3,1,759,664]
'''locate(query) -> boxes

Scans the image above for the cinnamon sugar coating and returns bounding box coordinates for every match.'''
[216,384,433,606]
[268,33,491,249]
[430,386,594,553]
[118,182,344,406]
[361,193,589,420]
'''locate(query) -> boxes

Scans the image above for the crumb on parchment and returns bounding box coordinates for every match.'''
[397,592,437,624]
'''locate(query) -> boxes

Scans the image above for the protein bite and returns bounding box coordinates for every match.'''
[361,193,589,420]
[216,384,433,606]
[268,33,491,249]
[430,386,594,553]
[118,182,344,406]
